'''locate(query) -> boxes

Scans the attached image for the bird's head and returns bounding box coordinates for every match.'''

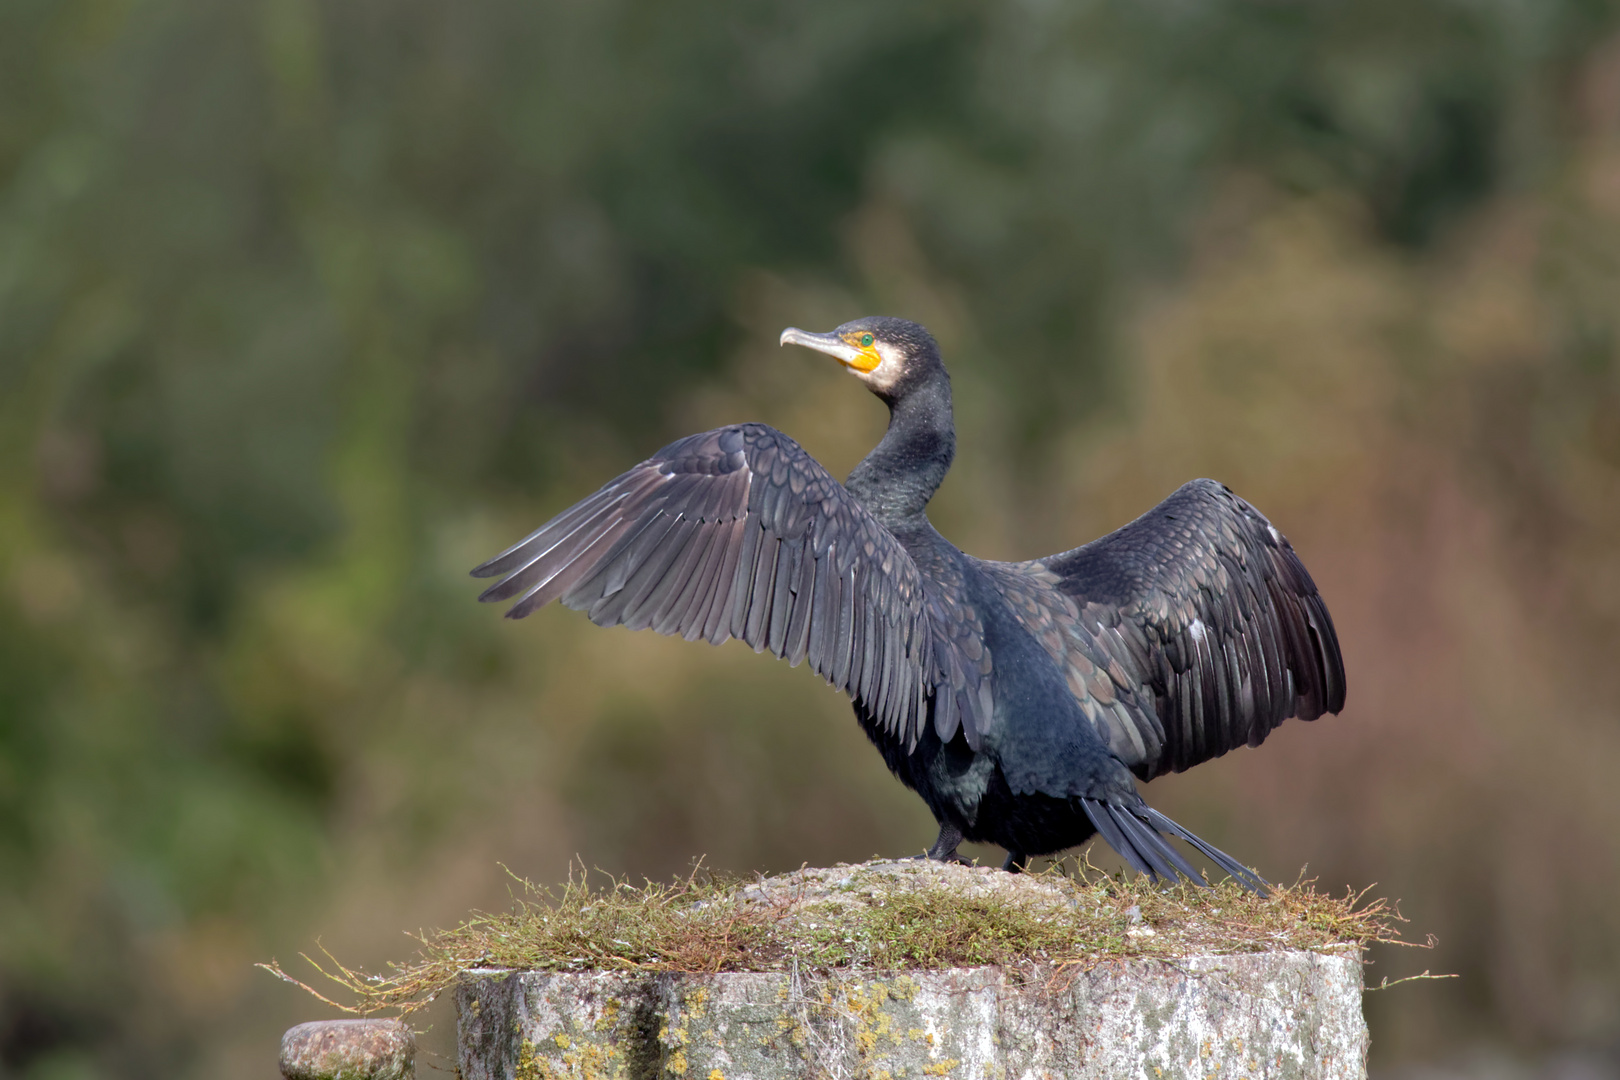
[779,317,943,402]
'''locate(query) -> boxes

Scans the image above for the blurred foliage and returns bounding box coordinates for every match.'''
[3,0,1620,1075]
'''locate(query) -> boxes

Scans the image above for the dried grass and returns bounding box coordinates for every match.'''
[259,859,1421,1016]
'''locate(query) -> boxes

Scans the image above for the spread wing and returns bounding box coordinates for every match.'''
[1025,479,1345,780]
[471,424,987,750]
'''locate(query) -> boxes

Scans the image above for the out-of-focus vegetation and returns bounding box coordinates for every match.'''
[4,0,1620,1075]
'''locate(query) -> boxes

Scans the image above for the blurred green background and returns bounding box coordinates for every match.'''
[5,0,1620,1075]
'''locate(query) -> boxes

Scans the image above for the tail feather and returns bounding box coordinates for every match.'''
[1081,797,1270,894]
[1143,806,1269,893]
[1110,804,1203,883]
[1081,798,1155,879]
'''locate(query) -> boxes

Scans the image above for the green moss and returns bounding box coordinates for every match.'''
[261,861,1409,1016]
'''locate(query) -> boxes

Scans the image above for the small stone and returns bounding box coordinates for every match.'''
[280,1019,415,1080]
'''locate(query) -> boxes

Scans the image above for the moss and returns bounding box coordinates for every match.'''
[261,860,1410,1016]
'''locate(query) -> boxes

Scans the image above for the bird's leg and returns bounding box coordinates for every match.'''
[1002,850,1028,874]
[919,822,970,864]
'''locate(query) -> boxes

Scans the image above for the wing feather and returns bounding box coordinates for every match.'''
[807,549,836,671]
[668,527,726,639]
[477,494,634,604]
[833,564,857,691]
[625,517,701,631]
[1005,479,1345,779]
[729,520,765,640]
[472,424,954,745]
[580,509,676,604]
[743,535,781,651]
[508,515,644,619]
[783,553,816,668]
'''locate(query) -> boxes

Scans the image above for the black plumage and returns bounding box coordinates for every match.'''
[472,316,1346,890]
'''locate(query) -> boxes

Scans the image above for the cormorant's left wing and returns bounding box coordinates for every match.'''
[1005,479,1345,780]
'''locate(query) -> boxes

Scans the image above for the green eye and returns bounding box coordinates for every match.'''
[860,333,874,347]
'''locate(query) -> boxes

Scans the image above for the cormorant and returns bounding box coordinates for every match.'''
[472,317,1345,890]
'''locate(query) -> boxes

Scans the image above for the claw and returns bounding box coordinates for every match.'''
[925,822,969,863]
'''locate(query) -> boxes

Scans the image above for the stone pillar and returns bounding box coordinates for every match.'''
[454,860,1367,1080]
[458,952,1364,1080]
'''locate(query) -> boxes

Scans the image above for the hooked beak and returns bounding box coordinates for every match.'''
[779,327,880,372]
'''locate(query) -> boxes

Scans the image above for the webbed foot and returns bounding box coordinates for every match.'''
[918,823,972,864]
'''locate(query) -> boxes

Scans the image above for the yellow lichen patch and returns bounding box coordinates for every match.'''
[772,1008,816,1052]
[554,1034,571,1049]
[557,1039,621,1080]
[837,979,903,1063]
[922,1058,960,1075]
[667,1049,688,1076]
[708,1071,725,1080]
[516,1039,545,1080]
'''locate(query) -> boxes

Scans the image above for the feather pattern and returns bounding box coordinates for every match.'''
[998,478,1344,780]
[471,423,989,748]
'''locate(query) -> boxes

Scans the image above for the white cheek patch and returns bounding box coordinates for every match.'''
[859,342,905,392]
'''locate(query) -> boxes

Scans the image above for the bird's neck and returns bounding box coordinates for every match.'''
[845,373,956,528]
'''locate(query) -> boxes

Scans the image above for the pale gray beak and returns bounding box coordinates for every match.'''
[779,327,863,364]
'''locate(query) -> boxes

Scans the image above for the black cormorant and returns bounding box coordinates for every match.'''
[472,317,1345,890]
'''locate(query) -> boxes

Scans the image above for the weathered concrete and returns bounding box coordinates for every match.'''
[455,861,1367,1080]
[280,1018,415,1080]
[458,951,1363,1080]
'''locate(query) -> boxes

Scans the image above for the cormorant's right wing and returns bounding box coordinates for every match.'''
[471,424,991,751]
[1020,479,1346,780]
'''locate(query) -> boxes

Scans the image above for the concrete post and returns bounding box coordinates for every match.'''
[454,861,1367,1080]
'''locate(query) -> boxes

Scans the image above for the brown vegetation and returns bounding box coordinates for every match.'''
[261,860,1412,1017]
